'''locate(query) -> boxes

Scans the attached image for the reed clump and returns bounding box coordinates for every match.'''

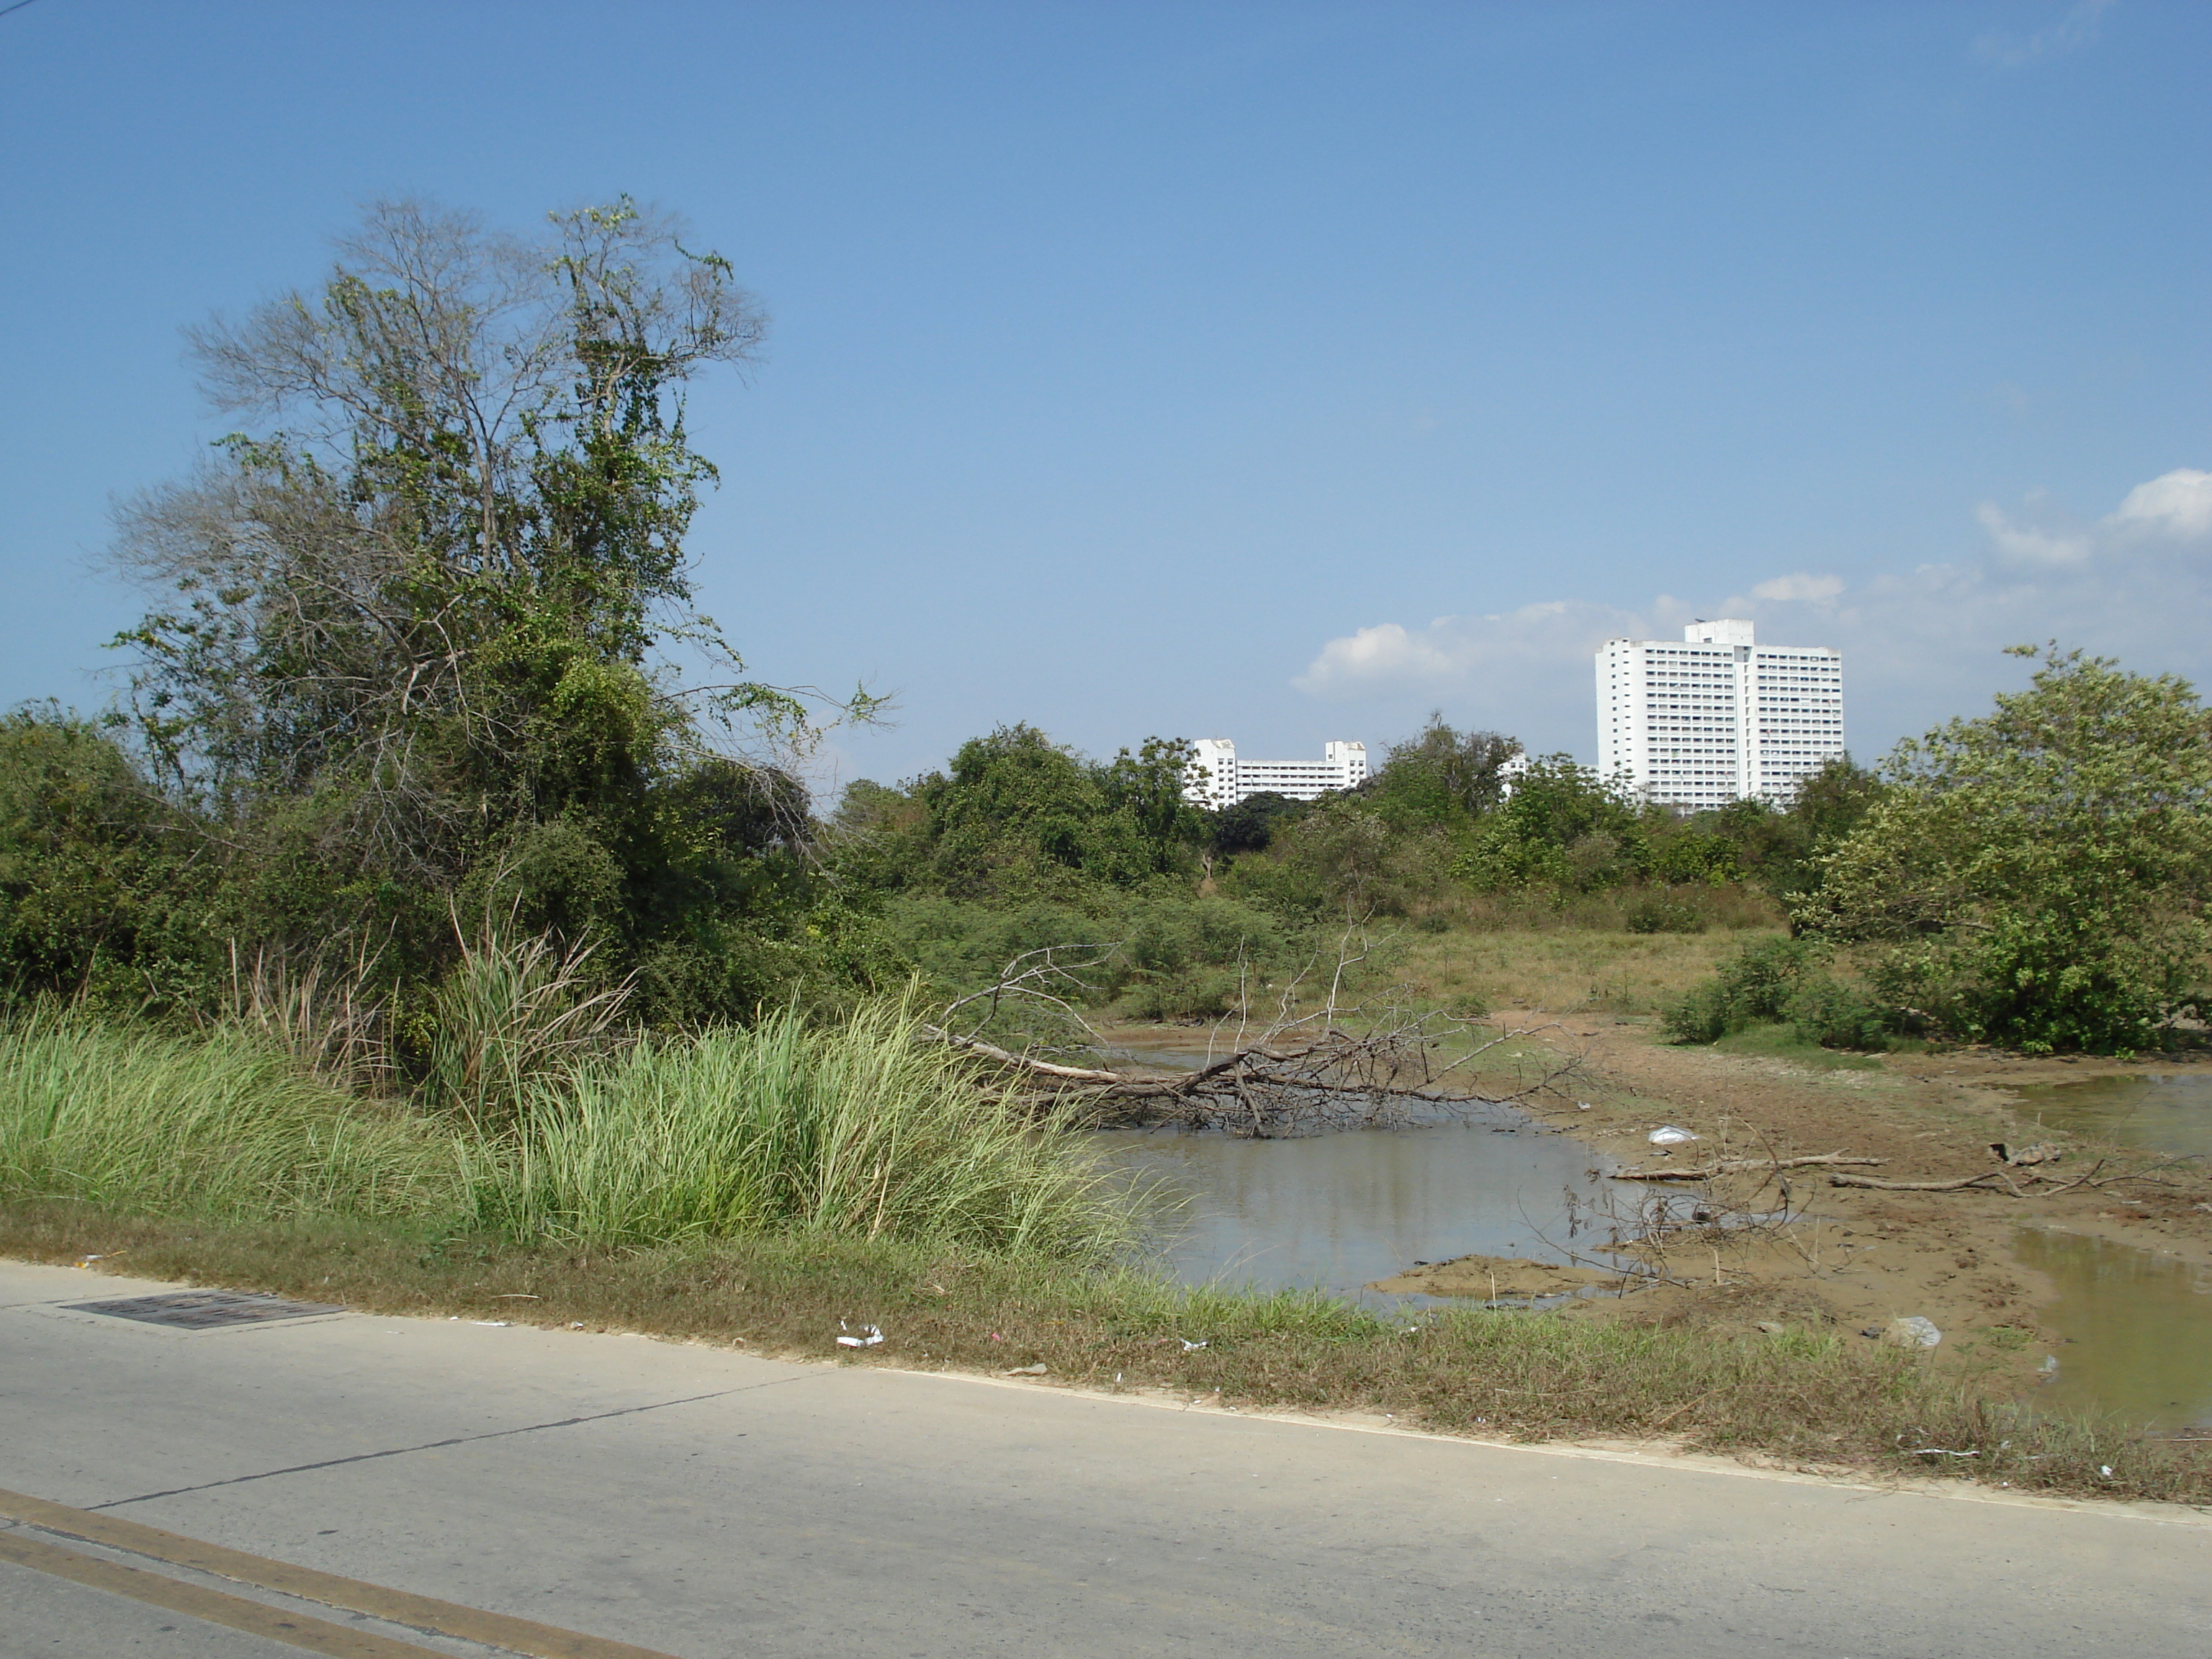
[472,1002,1149,1256]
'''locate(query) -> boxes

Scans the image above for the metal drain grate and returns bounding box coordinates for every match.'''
[64,1290,345,1330]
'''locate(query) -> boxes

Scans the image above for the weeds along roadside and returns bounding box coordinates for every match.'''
[2,995,2208,1509]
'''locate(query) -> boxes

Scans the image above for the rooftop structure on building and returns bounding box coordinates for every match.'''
[1183,739,1369,810]
[1596,620,1843,809]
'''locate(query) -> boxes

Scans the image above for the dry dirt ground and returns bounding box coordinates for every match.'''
[1383,1013,2212,1392]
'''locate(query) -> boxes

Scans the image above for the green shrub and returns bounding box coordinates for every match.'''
[1660,979,1734,1043]
[1784,974,1894,1050]
[1125,969,1238,1022]
[1663,937,1892,1050]
[1623,891,1709,935]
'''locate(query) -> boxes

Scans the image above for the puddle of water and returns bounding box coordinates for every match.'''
[2010,1228,2212,1429]
[2007,1072,2212,1159]
[1098,1115,1609,1304]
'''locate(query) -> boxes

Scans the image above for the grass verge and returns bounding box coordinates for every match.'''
[6,1198,2205,1511]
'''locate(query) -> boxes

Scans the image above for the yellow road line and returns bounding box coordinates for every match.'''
[0,1487,684,1659]
[0,1527,447,1658]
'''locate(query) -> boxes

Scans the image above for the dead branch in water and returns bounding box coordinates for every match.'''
[927,921,1588,1136]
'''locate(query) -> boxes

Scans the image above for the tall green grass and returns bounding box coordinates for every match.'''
[0,997,1150,1261]
[474,1002,1151,1256]
[0,1009,461,1220]
[428,928,632,1128]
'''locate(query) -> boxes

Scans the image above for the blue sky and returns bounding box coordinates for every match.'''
[3,1,2207,796]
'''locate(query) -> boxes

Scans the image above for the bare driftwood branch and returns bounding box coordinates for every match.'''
[2036,1154,2203,1195]
[1611,1153,1887,1183]
[1829,1151,2202,1196]
[920,1025,1128,1085]
[1827,1169,2021,1193]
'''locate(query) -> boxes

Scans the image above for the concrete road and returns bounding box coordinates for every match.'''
[2,1258,2206,1658]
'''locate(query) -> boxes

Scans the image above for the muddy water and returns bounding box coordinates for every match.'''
[2010,1228,2212,1429]
[2000,1076,2212,1425]
[1097,1115,1610,1303]
[2007,1071,2212,1159]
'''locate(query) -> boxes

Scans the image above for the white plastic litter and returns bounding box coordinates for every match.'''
[472,1321,509,1328]
[1179,1339,1208,1352]
[1647,1125,1699,1146]
[836,1324,885,1348]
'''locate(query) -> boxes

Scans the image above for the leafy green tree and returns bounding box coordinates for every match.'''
[1452,755,1647,893]
[1753,757,1886,913]
[1806,647,2212,1053]
[1210,791,1307,858]
[0,709,212,1006]
[1364,716,1521,832]
[907,726,1138,899]
[1101,737,1206,875]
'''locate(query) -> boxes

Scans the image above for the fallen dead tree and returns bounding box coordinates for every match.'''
[924,930,1586,1136]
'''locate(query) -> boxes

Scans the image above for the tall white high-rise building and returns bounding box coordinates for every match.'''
[1596,620,1843,809]
[1182,739,1369,810]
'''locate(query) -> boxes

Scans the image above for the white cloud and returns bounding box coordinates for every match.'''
[2110,468,2212,539]
[1973,500,2092,565]
[1975,0,2116,68]
[1292,598,1647,702]
[1750,572,1844,603]
[1295,463,2212,760]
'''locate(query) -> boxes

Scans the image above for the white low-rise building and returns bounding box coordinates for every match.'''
[1183,739,1369,809]
[1596,620,1843,809]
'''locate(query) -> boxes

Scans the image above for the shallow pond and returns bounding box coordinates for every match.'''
[1097,1113,1611,1303]
[2006,1071,2212,1159]
[2010,1228,2212,1429]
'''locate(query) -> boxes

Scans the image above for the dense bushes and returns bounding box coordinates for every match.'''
[1803,649,2212,1055]
[0,711,215,1007]
[1662,938,1892,1050]
[877,892,1300,1028]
